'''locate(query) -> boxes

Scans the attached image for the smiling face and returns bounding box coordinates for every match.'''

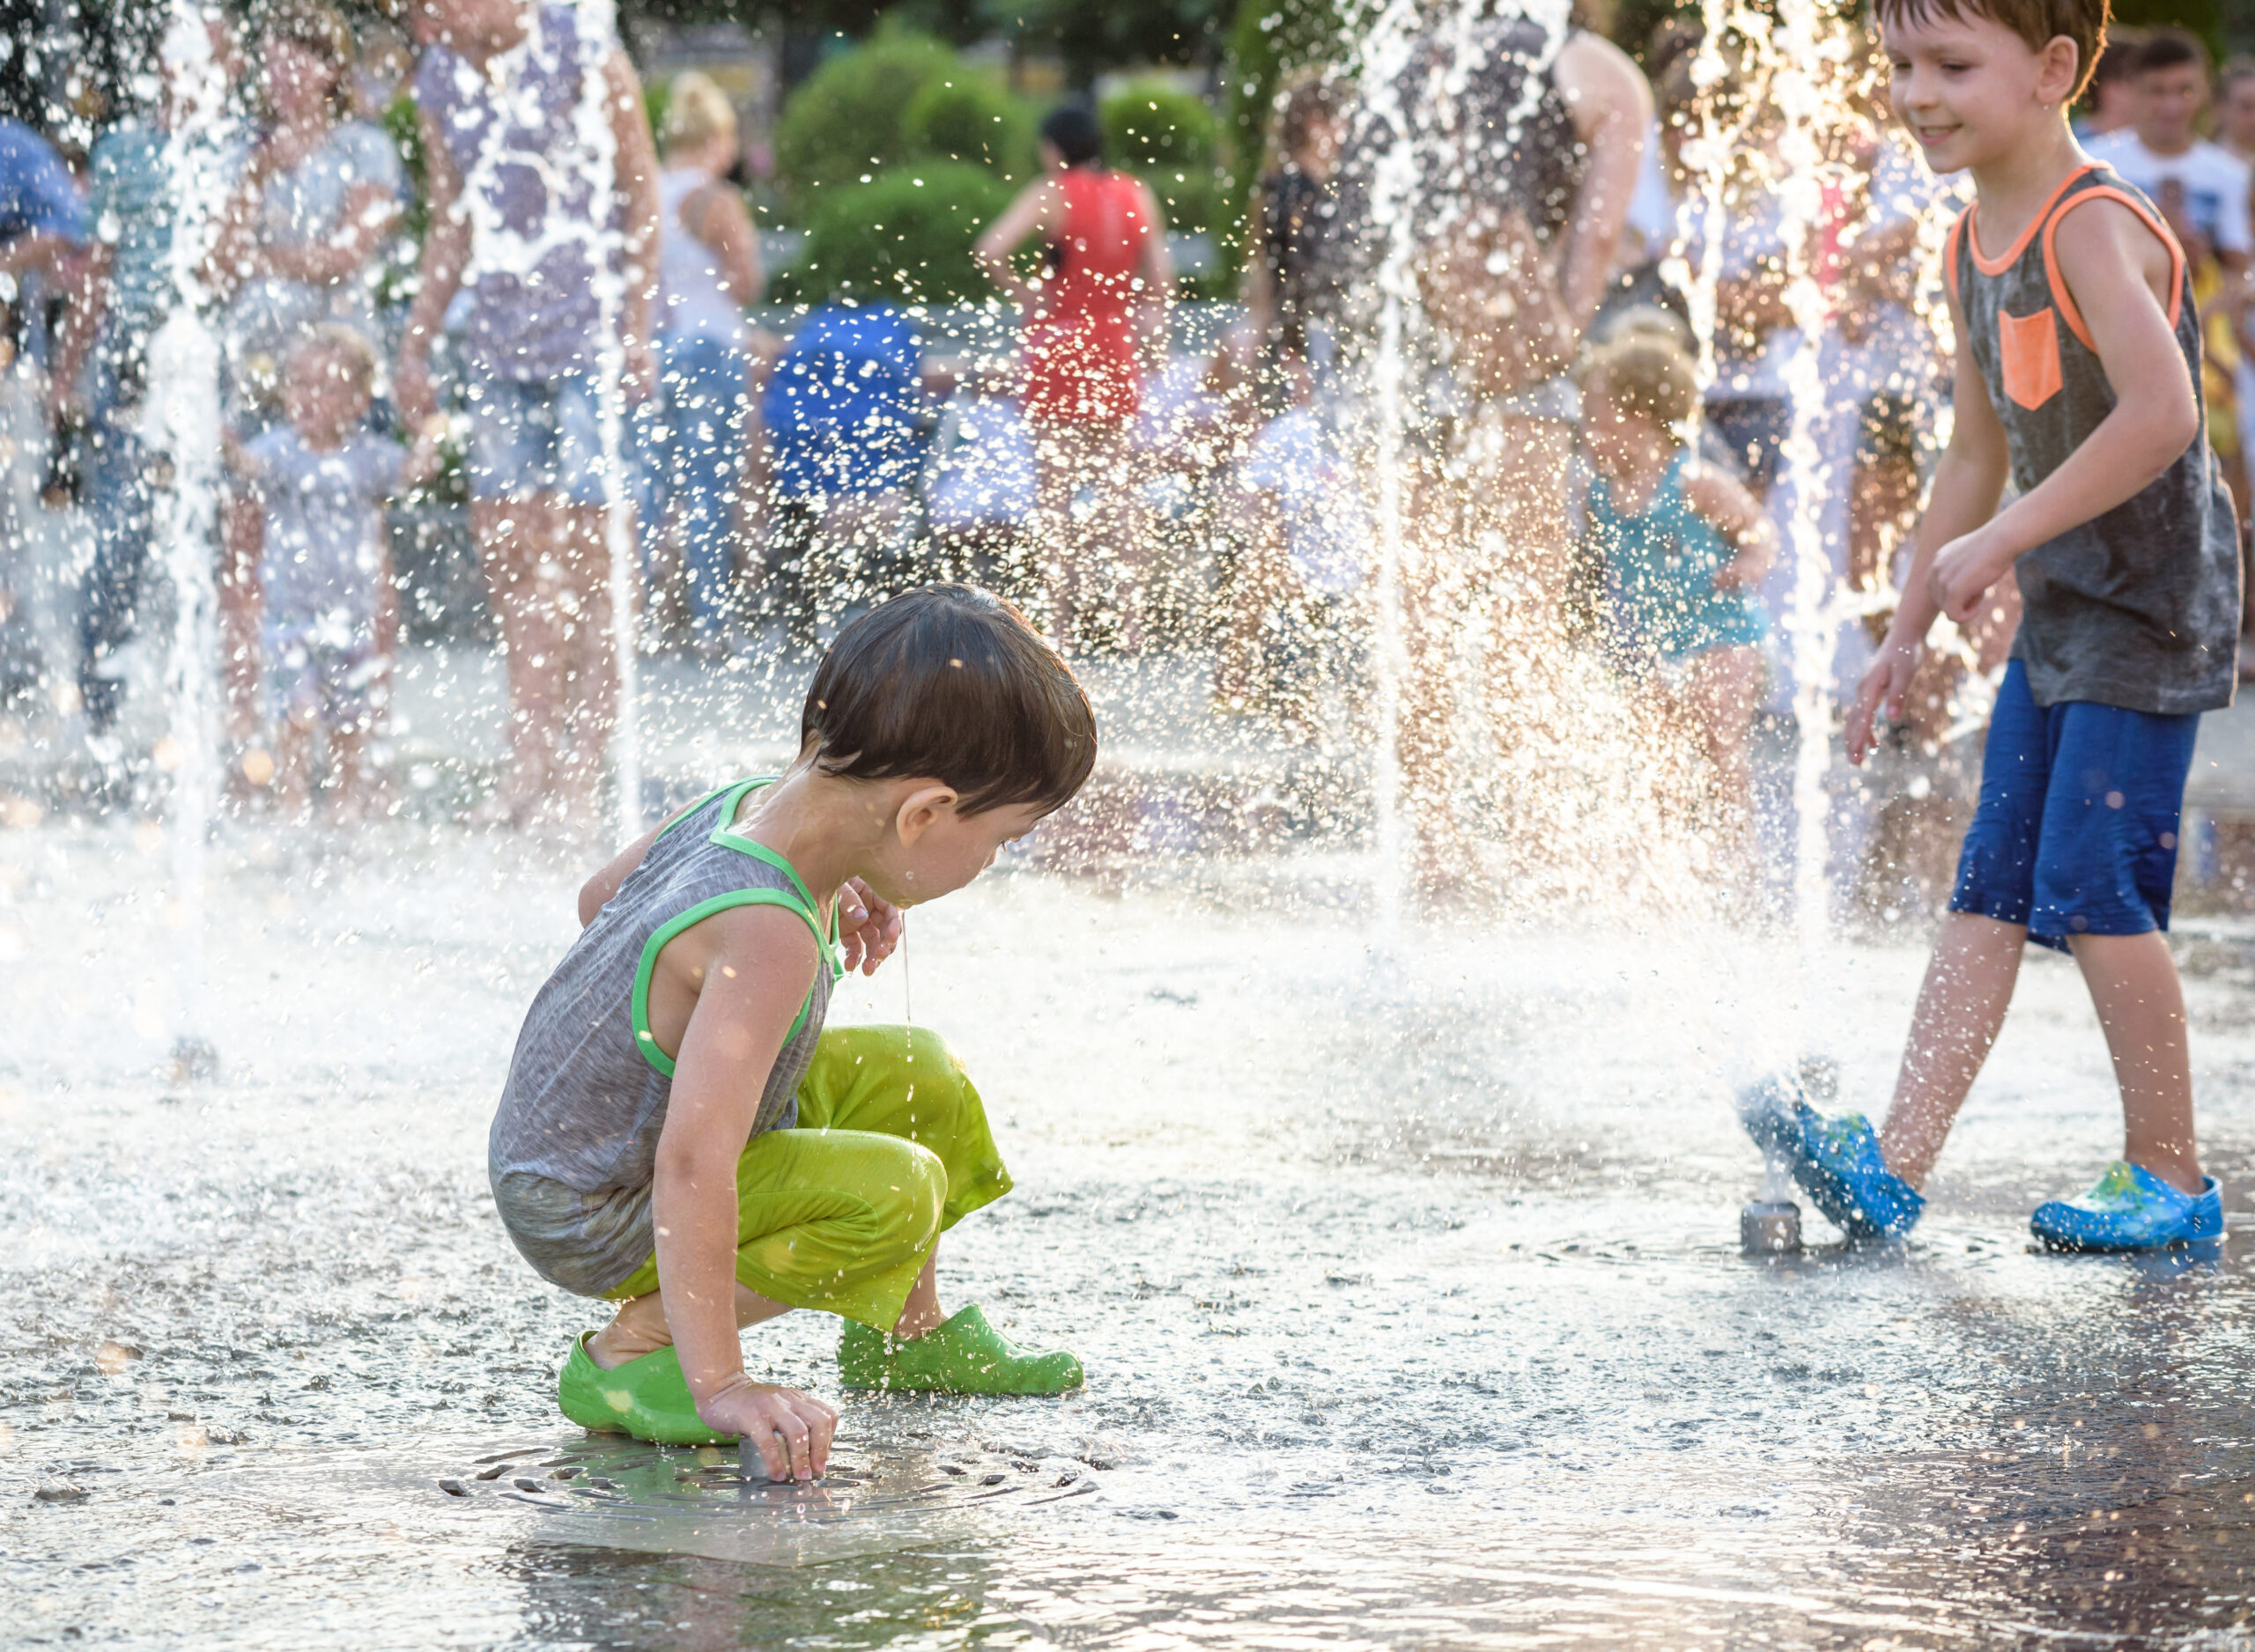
[860,793,1048,910]
[1882,6,2081,175]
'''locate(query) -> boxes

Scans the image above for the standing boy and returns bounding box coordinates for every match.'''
[1749,0,2241,1251]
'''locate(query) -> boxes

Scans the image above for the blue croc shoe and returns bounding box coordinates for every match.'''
[1738,1077,1925,1242]
[2029,1162,2223,1253]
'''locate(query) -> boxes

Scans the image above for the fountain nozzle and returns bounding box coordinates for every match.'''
[167,1036,219,1085]
[1741,1196,1801,1255]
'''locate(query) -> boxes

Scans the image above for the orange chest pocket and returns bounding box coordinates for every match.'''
[1998,306,2064,410]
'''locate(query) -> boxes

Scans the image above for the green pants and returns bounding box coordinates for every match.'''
[605,1025,1012,1330]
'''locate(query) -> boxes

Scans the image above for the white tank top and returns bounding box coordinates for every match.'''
[656,166,748,344]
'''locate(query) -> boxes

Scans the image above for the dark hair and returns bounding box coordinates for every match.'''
[801,586,1097,816]
[1270,70,1342,166]
[2090,25,2146,85]
[2135,26,2208,78]
[1040,106,1103,167]
[1875,0,2109,100]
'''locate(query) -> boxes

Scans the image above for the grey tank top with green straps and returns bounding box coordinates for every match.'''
[490,779,842,1297]
[1948,164,2240,715]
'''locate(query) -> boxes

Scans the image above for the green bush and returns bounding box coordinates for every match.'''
[772,29,959,214]
[1099,78,1224,233]
[902,73,1039,182]
[773,163,1011,306]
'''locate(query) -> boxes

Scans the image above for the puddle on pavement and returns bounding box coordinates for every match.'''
[12,852,2255,1645]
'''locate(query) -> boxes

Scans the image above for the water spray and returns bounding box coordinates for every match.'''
[149,2,237,1081]
[567,0,646,844]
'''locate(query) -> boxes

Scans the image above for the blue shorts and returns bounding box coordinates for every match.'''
[1948,660,2199,952]
[463,375,648,507]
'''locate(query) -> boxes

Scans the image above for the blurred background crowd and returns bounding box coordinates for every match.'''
[0,0,2243,914]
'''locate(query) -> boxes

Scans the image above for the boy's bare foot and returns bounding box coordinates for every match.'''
[588,1283,795,1368]
[588,1294,673,1369]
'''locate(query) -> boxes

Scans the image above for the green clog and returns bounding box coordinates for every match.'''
[556,1332,736,1445]
[837,1305,1083,1395]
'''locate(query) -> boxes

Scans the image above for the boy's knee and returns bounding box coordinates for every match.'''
[870,1141,947,1250]
[899,1026,975,1120]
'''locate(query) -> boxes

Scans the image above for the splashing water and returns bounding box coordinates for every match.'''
[1336,0,1731,936]
[565,0,646,842]
[147,3,238,1072]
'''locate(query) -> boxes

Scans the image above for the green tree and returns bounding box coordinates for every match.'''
[902,72,1040,181]
[2111,0,2225,63]
[1101,77,1224,233]
[1011,0,1237,84]
[1222,0,1348,190]
[771,27,959,213]
[774,162,1011,304]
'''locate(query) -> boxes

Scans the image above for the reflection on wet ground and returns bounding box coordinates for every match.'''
[7,826,2255,1646]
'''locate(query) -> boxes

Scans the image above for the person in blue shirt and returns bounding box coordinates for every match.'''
[0,118,85,284]
[0,118,83,710]
[759,302,931,642]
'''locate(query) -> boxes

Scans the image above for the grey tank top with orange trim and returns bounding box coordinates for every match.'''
[489,780,841,1296]
[1948,164,2239,715]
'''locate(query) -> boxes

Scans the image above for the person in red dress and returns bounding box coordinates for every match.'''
[976,107,1174,650]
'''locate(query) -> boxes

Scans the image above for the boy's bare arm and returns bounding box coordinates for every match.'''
[396,104,467,428]
[650,909,832,1474]
[1926,198,2197,623]
[1845,289,2010,764]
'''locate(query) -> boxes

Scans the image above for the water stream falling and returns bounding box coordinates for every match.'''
[147,2,236,1074]
[566,0,646,842]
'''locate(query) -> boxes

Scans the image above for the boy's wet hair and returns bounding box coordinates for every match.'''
[1875,0,2109,99]
[802,586,1098,816]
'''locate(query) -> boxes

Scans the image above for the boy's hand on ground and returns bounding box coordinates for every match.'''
[1926,526,2015,627]
[698,1379,838,1481]
[1845,637,1923,767]
[838,877,903,976]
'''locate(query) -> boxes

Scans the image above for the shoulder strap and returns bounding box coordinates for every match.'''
[630,889,828,1080]
[654,779,747,844]
[2041,173,2186,353]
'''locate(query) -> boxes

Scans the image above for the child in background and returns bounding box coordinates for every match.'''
[493,587,1095,1479]
[1215,353,1368,730]
[226,326,440,820]
[1763,0,2241,1252]
[1578,331,1777,859]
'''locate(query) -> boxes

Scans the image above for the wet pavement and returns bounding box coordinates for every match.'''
[8,821,2255,1648]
